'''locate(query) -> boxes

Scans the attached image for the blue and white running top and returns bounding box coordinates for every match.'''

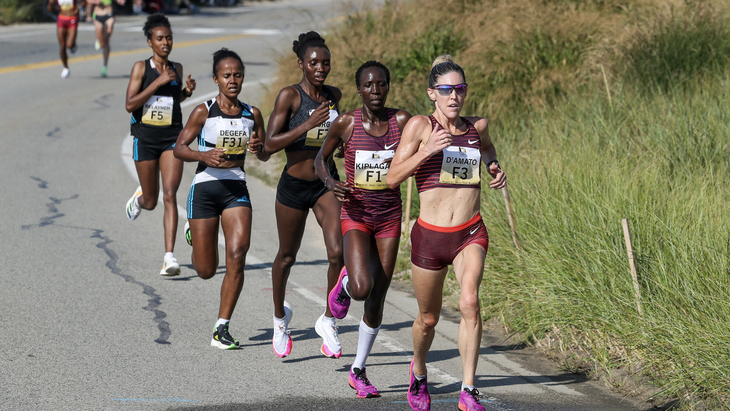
[193,98,255,184]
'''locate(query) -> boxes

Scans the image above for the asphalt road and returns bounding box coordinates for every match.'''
[0,2,651,410]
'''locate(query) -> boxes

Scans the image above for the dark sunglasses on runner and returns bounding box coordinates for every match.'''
[432,83,468,96]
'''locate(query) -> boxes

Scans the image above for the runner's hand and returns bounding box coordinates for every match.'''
[424,127,451,156]
[488,163,507,189]
[248,132,262,154]
[157,68,177,86]
[328,179,351,202]
[306,101,332,129]
[201,148,227,168]
[185,73,196,95]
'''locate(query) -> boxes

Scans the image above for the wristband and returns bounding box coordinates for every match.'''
[324,176,329,189]
[486,159,500,169]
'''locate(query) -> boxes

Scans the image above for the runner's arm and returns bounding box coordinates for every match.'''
[315,113,353,202]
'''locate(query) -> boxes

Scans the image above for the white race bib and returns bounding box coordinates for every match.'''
[354,150,394,190]
[215,118,249,155]
[305,107,338,147]
[439,146,481,185]
[141,95,173,126]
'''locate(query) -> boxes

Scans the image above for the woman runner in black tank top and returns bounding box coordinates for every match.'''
[124,14,196,276]
[263,31,345,359]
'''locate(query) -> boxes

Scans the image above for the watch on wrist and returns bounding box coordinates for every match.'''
[486,159,500,169]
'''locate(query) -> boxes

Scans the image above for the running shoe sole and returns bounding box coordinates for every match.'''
[349,376,380,398]
[125,186,143,221]
[210,339,238,350]
[327,267,350,319]
[314,317,342,358]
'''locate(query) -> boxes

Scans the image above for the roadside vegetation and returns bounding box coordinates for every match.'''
[261,0,730,407]
[0,0,50,24]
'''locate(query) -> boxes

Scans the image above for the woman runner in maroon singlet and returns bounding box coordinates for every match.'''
[315,61,411,398]
[386,55,507,411]
[264,31,344,359]
[48,0,86,78]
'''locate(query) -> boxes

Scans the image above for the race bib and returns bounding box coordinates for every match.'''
[58,0,74,11]
[305,107,338,148]
[354,150,394,190]
[215,118,249,155]
[141,95,173,126]
[439,146,481,185]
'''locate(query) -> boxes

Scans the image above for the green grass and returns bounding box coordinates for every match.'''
[0,0,50,25]
[480,78,730,405]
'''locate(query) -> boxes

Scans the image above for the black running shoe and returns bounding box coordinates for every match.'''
[210,323,240,350]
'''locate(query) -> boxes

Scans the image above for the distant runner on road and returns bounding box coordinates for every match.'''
[387,55,507,411]
[174,48,269,349]
[47,0,86,78]
[124,13,196,277]
[315,60,412,399]
[87,0,125,77]
[264,31,344,360]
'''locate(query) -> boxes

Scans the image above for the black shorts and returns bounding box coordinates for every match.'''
[187,179,252,219]
[94,13,113,24]
[133,136,176,161]
[276,165,339,211]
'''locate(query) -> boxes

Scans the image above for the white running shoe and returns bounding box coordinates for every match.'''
[61,68,70,78]
[315,314,342,358]
[160,257,180,277]
[272,301,293,358]
[95,39,101,50]
[125,186,143,221]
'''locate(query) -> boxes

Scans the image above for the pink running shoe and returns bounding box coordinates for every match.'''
[458,388,485,411]
[408,360,430,411]
[349,367,380,398]
[327,267,351,319]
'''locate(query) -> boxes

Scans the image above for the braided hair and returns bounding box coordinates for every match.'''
[292,31,329,61]
[143,13,172,40]
[355,60,390,88]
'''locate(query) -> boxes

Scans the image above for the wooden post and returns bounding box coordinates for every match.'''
[621,218,642,316]
[502,185,520,250]
[601,64,612,109]
[403,176,413,239]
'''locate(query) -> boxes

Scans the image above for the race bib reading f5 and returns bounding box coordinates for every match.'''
[354,150,394,190]
[439,146,480,185]
[142,95,173,126]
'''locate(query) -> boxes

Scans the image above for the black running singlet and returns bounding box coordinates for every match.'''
[130,59,183,142]
[284,84,339,153]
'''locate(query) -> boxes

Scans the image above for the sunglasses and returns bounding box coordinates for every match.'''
[432,83,468,96]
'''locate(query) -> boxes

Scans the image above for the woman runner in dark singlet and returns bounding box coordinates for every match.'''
[124,13,196,277]
[174,48,269,349]
[264,31,344,359]
[315,61,411,398]
[47,0,85,78]
[387,55,507,411]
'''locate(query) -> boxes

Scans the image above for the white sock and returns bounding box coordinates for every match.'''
[215,318,229,329]
[164,252,174,261]
[341,275,352,298]
[351,318,380,371]
[414,368,426,380]
[461,384,475,391]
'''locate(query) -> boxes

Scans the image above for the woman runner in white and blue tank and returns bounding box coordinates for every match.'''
[173,48,269,349]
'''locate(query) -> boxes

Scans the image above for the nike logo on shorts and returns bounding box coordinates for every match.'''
[384,142,397,150]
[468,139,479,145]
[469,227,479,235]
